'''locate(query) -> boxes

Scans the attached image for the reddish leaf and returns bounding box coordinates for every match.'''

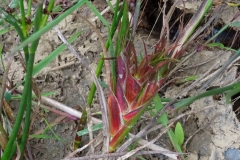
[125,74,141,104]
[109,107,146,152]
[139,61,168,84]
[154,37,167,53]
[116,82,128,114]
[123,107,142,121]
[135,55,152,78]
[131,78,166,111]
[109,120,132,152]
[140,82,159,104]
[117,56,127,85]
[108,90,123,137]
[158,78,166,86]
[130,82,158,110]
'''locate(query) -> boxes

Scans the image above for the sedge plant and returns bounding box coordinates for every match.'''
[106,0,213,152]
[74,0,216,155]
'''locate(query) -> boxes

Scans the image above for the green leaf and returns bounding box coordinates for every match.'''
[0,43,4,70]
[42,117,62,142]
[157,113,168,126]
[0,18,3,25]
[148,109,156,117]
[153,95,163,112]
[9,0,87,56]
[9,0,19,8]
[230,22,240,27]
[29,134,57,139]
[98,78,108,88]
[52,5,63,12]
[86,1,109,27]
[77,123,103,136]
[174,81,240,109]
[175,122,184,146]
[206,42,236,52]
[206,42,224,48]
[184,75,199,81]
[4,92,11,102]
[10,92,56,100]
[168,129,185,159]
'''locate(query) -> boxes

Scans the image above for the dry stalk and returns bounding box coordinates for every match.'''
[47,61,79,72]
[52,21,110,152]
[65,150,181,160]
[86,105,94,153]
[198,51,240,92]
[26,142,34,160]
[64,134,102,159]
[72,14,112,153]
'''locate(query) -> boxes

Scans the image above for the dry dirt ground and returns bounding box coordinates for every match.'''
[1,0,240,159]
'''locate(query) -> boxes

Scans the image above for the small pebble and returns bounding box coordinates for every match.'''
[225,148,240,160]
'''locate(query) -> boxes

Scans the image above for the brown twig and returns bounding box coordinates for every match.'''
[74,14,111,86]
[65,150,182,160]
[64,133,102,159]
[47,60,79,72]
[86,104,94,153]
[26,142,34,160]
[72,14,111,153]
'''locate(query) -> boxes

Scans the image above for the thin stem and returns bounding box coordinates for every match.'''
[2,4,43,159]
[20,60,33,158]
[2,57,30,160]
[27,0,32,18]
[41,0,55,28]
[19,0,29,63]
[19,0,27,38]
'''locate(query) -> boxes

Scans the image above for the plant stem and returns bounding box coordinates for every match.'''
[19,0,27,38]
[40,0,55,28]
[2,58,30,160]
[20,79,32,158]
